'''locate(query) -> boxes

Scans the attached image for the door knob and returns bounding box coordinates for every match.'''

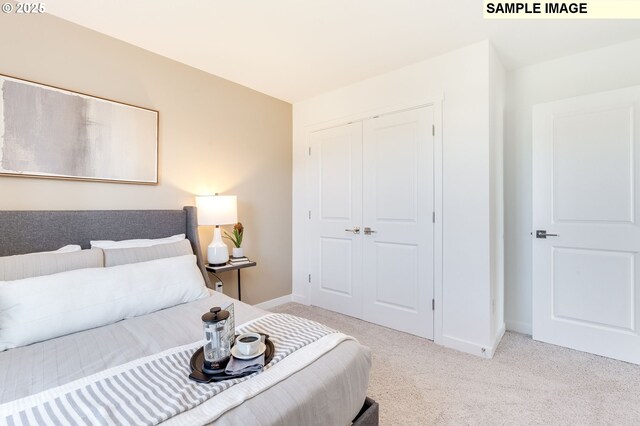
[364,227,377,235]
[345,227,360,234]
[536,230,558,239]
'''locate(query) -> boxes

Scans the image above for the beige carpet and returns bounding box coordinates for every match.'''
[271,303,640,425]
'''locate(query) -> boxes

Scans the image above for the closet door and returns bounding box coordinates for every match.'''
[309,122,364,318]
[362,107,434,339]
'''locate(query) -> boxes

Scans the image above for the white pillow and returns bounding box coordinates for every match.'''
[0,254,208,351]
[17,245,82,255]
[90,234,185,249]
[103,240,194,267]
[53,245,82,253]
[0,248,104,281]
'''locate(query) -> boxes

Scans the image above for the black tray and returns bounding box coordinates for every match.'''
[188,335,274,383]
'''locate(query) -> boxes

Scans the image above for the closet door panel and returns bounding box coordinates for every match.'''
[309,122,363,318]
[362,107,434,339]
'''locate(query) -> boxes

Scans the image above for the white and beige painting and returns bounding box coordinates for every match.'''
[0,75,158,183]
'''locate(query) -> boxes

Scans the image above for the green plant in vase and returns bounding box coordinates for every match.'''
[224,222,244,258]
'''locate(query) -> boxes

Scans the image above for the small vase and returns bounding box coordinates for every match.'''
[232,247,244,258]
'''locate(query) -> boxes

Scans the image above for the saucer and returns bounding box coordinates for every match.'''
[231,342,266,360]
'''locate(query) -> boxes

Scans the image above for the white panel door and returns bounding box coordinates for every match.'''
[362,107,434,338]
[309,122,363,318]
[533,86,640,364]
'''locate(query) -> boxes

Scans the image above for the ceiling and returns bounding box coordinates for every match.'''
[47,0,640,103]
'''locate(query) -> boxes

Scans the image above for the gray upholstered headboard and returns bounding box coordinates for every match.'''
[0,206,211,287]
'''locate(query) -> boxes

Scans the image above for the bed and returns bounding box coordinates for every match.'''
[0,207,378,425]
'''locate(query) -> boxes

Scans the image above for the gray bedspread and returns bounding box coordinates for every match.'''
[0,292,371,425]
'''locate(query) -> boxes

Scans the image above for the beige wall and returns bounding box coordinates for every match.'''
[0,13,292,304]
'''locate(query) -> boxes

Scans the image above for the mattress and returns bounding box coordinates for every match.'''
[0,292,371,425]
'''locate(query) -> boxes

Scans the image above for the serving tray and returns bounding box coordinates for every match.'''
[188,335,274,383]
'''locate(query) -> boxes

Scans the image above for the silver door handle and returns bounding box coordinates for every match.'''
[364,227,377,235]
[345,227,360,234]
[535,230,558,239]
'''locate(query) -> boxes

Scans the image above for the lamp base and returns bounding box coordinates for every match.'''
[207,227,229,265]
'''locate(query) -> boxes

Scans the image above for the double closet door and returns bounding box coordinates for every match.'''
[308,107,435,339]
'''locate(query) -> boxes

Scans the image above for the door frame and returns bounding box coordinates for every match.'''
[303,95,445,343]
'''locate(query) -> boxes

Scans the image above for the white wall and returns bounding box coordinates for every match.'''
[489,45,506,343]
[505,38,640,334]
[293,41,505,356]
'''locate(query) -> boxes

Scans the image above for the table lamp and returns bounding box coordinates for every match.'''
[196,194,238,266]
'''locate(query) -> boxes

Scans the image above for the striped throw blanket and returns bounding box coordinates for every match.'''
[0,314,350,426]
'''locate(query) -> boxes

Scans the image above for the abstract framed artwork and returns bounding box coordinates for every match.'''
[0,74,158,184]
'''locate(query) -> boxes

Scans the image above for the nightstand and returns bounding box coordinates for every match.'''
[205,261,256,301]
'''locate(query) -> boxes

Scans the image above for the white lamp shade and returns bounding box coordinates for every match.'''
[196,195,237,226]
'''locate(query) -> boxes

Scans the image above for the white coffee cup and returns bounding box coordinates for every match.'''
[235,332,261,356]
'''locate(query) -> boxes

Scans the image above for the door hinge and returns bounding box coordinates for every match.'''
[308,146,311,156]
[432,125,435,136]
[432,299,435,311]
[432,212,435,223]
[308,274,311,283]
[308,210,311,219]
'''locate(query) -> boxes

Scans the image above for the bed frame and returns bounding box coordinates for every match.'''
[0,206,378,425]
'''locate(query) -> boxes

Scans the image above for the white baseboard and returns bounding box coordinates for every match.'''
[440,322,506,359]
[440,335,492,359]
[506,320,532,336]
[292,293,310,305]
[253,294,292,310]
[488,323,506,358]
